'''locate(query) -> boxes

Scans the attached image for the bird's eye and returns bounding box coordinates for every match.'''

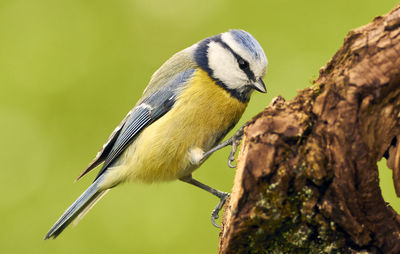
[238,59,249,70]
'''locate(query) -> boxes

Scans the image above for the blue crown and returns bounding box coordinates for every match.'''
[229,29,265,60]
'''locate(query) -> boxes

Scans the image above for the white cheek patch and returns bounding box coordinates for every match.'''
[207,41,247,90]
[221,32,268,79]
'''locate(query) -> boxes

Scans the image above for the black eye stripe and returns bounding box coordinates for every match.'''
[215,38,256,81]
[238,59,249,70]
[237,57,254,81]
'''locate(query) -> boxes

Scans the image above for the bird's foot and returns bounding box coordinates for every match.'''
[227,125,245,168]
[211,192,230,228]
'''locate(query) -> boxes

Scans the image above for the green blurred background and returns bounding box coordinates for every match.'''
[0,0,399,253]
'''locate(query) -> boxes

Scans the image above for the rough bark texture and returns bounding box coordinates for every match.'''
[219,5,400,254]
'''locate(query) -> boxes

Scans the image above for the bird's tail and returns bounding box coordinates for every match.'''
[44,177,109,240]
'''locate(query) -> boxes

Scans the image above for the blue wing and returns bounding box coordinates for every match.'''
[77,69,196,180]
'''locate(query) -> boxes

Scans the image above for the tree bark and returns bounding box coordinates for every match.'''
[219,4,400,254]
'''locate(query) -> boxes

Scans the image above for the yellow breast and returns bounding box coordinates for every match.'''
[102,69,248,186]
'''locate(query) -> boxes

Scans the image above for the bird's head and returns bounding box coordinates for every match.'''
[194,29,268,101]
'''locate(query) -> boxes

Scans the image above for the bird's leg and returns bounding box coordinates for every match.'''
[200,124,245,168]
[184,125,245,227]
[180,175,230,228]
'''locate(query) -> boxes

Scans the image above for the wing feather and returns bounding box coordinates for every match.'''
[77,67,196,181]
[76,111,133,180]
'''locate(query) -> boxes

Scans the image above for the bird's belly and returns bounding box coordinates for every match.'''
[103,69,248,185]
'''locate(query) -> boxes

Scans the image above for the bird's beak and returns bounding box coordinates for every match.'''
[253,78,267,93]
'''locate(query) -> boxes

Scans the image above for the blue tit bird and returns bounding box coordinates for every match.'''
[44,29,268,239]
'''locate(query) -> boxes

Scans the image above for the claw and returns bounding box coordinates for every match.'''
[211,212,220,228]
[227,127,244,168]
[211,192,230,228]
[228,159,236,168]
[227,144,236,168]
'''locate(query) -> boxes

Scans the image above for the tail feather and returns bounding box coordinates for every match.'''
[73,189,109,227]
[44,177,108,240]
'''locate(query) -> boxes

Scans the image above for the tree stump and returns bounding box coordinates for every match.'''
[219,4,400,254]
